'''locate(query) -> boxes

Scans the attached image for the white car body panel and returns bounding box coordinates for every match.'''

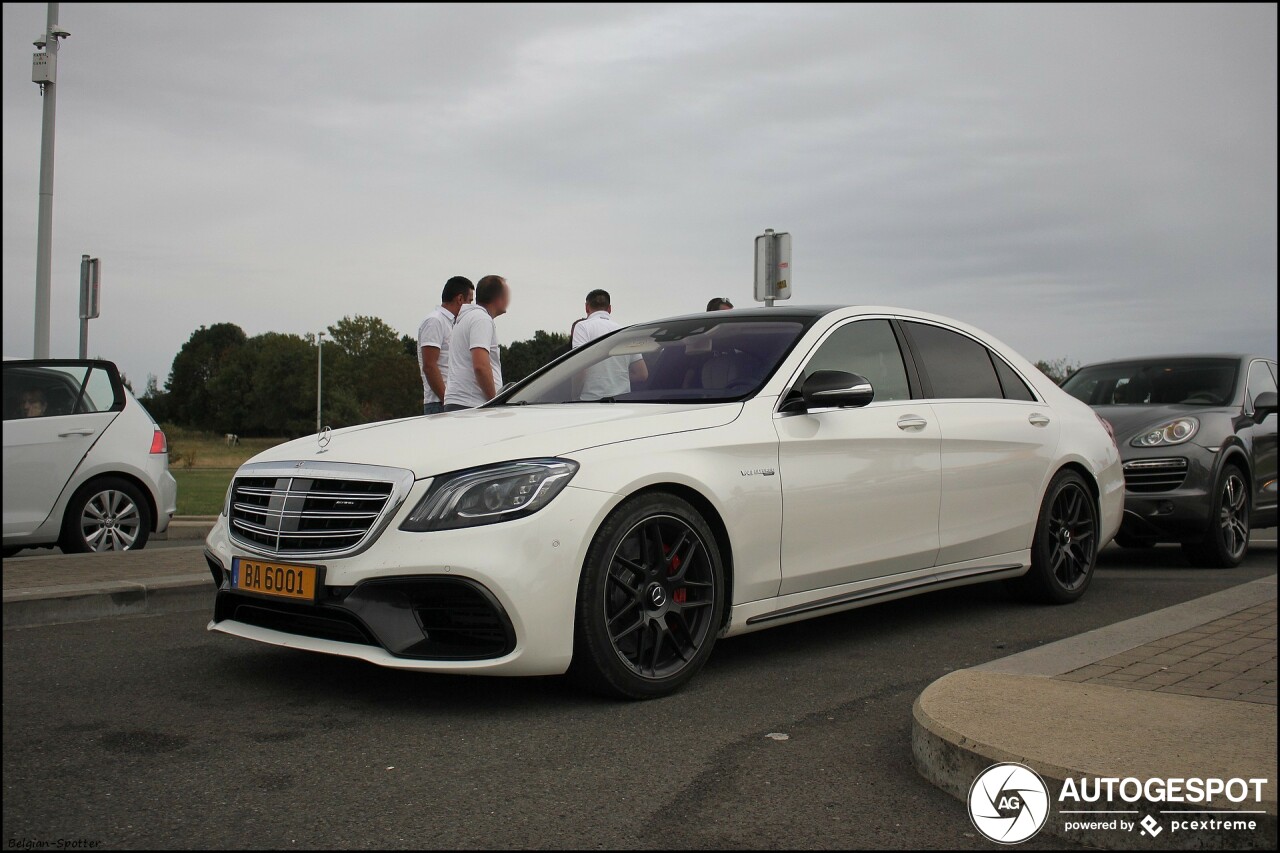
[3,410,117,536]
[205,305,1124,677]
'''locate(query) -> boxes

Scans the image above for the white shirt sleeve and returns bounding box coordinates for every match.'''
[469,315,496,352]
[419,315,448,350]
[571,319,589,348]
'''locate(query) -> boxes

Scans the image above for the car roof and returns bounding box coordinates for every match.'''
[638,304,970,324]
[1076,354,1273,369]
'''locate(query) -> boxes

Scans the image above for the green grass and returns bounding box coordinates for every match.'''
[173,468,235,516]
[162,425,289,470]
[162,427,293,516]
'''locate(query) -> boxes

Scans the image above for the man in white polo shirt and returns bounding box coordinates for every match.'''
[417,276,474,415]
[571,289,648,401]
[444,275,510,411]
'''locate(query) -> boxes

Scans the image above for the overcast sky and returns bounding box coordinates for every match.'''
[3,3,1276,388]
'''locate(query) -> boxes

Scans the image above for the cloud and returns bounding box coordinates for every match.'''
[2,3,1275,391]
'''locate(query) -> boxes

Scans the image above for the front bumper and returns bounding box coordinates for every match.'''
[1118,443,1217,541]
[204,483,615,675]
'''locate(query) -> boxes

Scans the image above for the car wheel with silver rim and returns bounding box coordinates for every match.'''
[571,493,725,699]
[1182,464,1250,568]
[60,477,151,553]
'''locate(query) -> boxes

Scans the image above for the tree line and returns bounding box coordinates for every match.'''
[143,316,567,437]
[141,315,1079,438]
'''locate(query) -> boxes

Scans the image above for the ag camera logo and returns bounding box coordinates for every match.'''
[968,762,1050,844]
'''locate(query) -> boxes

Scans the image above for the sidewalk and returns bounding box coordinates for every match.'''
[913,576,1277,850]
[3,543,211,628]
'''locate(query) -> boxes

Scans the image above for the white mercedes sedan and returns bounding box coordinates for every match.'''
[205,306,1123,698]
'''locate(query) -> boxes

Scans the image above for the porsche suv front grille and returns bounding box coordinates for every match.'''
[1123,457,1189,493]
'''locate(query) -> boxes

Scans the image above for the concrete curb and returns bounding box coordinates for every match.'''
[3,573,212,629]
[912,579,1278,850]
[154,519,215,542]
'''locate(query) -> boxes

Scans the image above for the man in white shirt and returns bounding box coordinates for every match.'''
[444,275,510,410]
[571,289,648,401]
[417,276,474,415]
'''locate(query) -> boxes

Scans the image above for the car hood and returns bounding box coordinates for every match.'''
[1090,404,1232,443]
[244,403,744,479]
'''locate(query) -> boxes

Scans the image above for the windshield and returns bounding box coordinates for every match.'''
[1062,358,1240,407]
[497,316,811,405]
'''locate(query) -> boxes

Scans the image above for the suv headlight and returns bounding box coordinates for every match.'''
[1131,417,1199,448]
[400,459,579,532]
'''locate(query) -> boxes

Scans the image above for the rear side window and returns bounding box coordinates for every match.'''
[2,363,122,420]
[799,319,911,402]
[903,322,1003,399]
[81,366,121,413]
[991,355,1037,401]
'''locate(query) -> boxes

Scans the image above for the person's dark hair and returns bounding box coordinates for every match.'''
[585,289,610,311]
[441,276,474,304]
[706,297,733,311]
[476,275,506,305]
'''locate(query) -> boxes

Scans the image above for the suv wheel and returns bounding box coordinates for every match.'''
[1009,469,1098,604]
[60,478,151,553]
[570,493,725,699]
[1182,465,1250,568]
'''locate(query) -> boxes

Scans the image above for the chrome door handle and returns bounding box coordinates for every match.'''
[58,429,95,437]
[1028,413,1051,427]
[897,416,928,431]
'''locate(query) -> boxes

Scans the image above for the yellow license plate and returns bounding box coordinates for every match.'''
[233,558,318,602]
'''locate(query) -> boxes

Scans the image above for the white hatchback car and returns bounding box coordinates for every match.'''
[2,358,177,556]
[205,306,1123,698]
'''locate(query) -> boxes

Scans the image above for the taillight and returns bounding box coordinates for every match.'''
[1096,414,1117,447]
[150,429,167,454]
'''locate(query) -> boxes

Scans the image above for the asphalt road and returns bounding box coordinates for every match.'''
[4,541,1276,850]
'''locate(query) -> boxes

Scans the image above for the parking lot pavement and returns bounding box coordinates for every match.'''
[2,541,1274,850]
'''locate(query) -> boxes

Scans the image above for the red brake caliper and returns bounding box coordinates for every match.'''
[667,546,686,603]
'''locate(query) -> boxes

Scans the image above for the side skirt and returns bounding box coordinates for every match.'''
[724,551,1030,637]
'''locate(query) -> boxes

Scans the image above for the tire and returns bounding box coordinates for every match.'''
[1182,464,1250,568]
[1009,469,1099,604]
[570,493,726,699]
[1114,533,1157,549]
[60,477,151,553]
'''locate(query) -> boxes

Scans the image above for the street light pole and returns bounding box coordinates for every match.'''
[316,332,325,433]
[33,3,67,359]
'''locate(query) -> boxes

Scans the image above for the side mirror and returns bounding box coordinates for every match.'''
[800,370,874,410]
[1253,390,1277,422]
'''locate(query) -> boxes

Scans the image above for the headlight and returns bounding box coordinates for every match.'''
[400,459,579,532]
[1130,417,1200,447]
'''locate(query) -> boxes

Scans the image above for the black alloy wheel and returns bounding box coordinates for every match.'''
[571,493,725,699]
[1009,469,1098,604]
[1183,465,1250,568]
